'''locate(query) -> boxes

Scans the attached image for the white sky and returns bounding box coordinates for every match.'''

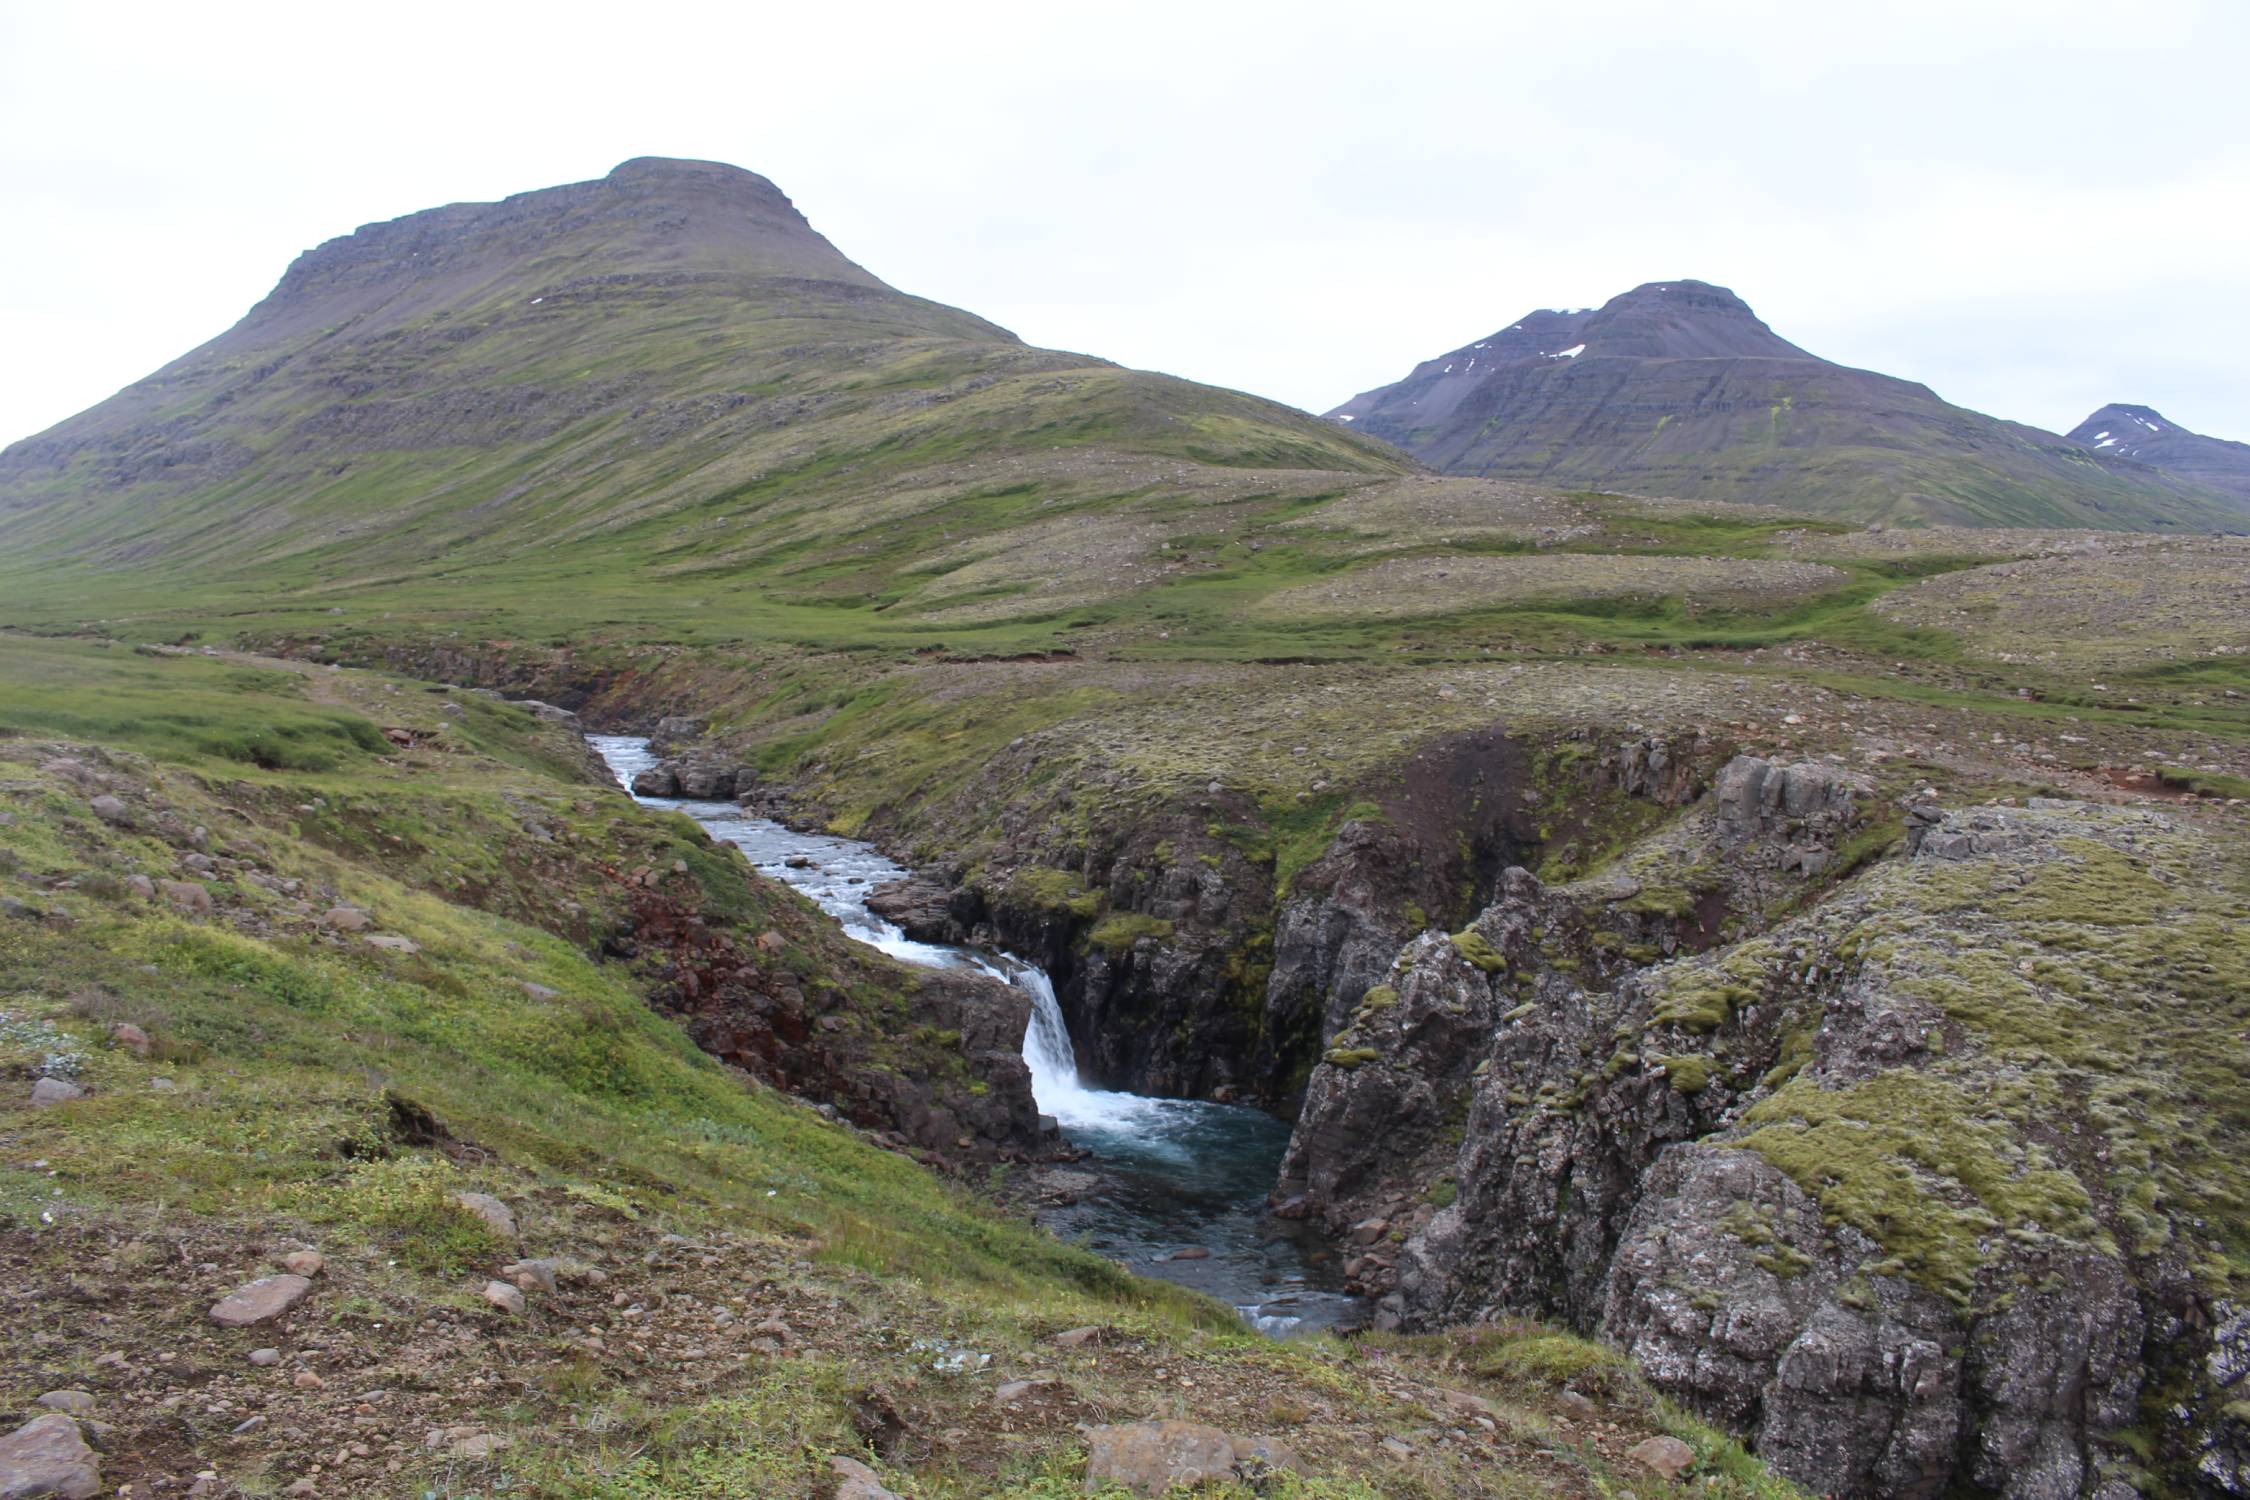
[3,0,2245,447]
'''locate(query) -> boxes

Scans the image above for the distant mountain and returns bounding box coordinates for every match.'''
[1327,281,2245,530]
[2067,404,2250,508]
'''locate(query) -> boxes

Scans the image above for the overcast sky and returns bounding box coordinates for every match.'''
[3,0,2245,448]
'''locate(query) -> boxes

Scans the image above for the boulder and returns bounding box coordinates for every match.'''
[1083,1421,1237,1496]
[108,1023,151,1056]
[1627,1435,1697,1481]
[30,1393,92,1417]
[674,763,738,799]
[629,765,680,798]
[363,934,420,954]
[1081,1421,1302,1496]
[322,906,371,931]
[865,878,960,943]
[453,1192,517,1237]
[208,1273,313,1328]
[87,795,129,824]
[828,1456,903,1500]
[481,1280,525,1314]
[28,1079,84,1109]
[509,699,581,728]
[159,880,213,914]
[500,1258,559,1293]
[282,1251,325,1277]
[0,1413,100,1499]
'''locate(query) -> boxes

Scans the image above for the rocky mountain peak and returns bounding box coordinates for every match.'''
[227,155,885,351]
[2067,402,2250,503]
[1571,279,1813,361]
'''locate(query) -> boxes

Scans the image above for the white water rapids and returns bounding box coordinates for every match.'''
[590,735,1360,1335]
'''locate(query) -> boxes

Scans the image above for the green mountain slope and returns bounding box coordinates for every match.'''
[0,156,1403,626]
[1326,281,2246,530]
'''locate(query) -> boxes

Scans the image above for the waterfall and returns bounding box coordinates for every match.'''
[586,733,1365,1335]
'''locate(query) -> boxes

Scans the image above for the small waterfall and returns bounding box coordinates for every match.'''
[587,734,1364,1335]
[1017,965,1080,1098]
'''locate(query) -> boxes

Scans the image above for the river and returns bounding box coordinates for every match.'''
[589,736,1359,1336]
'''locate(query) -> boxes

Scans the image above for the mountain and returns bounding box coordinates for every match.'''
[0,156,1400,618]
[2067,402,2250,507]
[6,163,2250,1500]
[1327,280,2245,530]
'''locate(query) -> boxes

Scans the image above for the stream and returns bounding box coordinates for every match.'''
[590,735,1361,1337]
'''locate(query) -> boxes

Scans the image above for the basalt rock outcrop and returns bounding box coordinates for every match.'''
[621,867,1041,1165]
[628,758,757,800]
[1320,790,2250,1499]
[1278,753,1851,1265]
[961,728,1700,1105]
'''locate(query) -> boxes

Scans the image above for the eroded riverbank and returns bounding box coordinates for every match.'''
[590,735,1361,1336]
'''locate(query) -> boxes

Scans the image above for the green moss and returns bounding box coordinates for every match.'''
[1010,866,1101,919]
[1736,1071,2106,1307]
[1649,939,1779,1033]
[1086,912,1174,952]
[1470,1328,1640,1401]
[1621,886,1699,920]
[1449,928,1506,972]
[1426,1176,1458,1209]
[1354,984,1400,1020]
[1324,1046,1383,1069]
[1655,1054,1715,1094]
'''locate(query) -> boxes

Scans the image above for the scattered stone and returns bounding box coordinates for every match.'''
[1050,1326,1104,1348]
[208,1273,313,1327]
[500,1258,558,1293]
[247,1348,281,1367]
[363,934,419,954]
[231,1414,266,1435]
[1627,1435,1698,1482]
[1166,1246,1211,1261]
[1554,1390,1598,1423]
[452,1192,516,1237]
[993,1378,1056,1403]
[829,1455,904,1500]
[752,1317,793,1343]
[32,1392,94,1416]
[322,907,371,931]
[426,1425,508,1460]
[28,1078,84,1108]
[1080,1422,1301,1496]
[159,879,213,914]
[1084,1421,1238,1496]
[1229,1434,1305,1476]
[291,1370,324,1390]
[108,1023,151,1056]
[87,795,128,824]
[0,1412,101,1499]
[282,1250,325,1277]
[481,1280,525,1315]
[124,875,154,901]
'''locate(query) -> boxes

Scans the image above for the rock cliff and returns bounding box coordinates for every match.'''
[1285,768,2250,1498]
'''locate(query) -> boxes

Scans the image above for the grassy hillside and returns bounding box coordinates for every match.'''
[0,636,1803,1497]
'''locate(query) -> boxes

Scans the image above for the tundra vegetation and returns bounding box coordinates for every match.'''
[3,158,2246,1498]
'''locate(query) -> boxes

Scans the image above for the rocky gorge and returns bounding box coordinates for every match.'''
[631,710,2250,1498]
